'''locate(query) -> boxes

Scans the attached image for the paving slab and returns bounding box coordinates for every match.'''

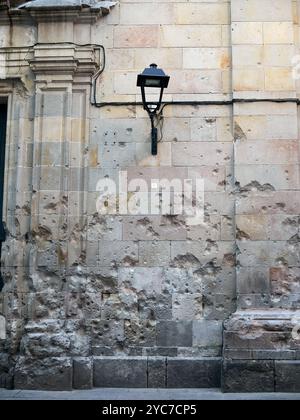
[1,388,300,400]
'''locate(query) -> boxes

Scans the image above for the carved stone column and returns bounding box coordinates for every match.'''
[0,0,116,390]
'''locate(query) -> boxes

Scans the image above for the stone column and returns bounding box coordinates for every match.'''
[0,10,37,388]
[0,1,115,390]
[222,0,300,392]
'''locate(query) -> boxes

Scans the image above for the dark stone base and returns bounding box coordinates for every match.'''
[222,310,300,392]
[14,357,73,391]
[222,360,275,393]
[222,360,300,393]
[275,361,300,393]
[11,356,222,390]
[6,355,300,392]
[167,358,221,388]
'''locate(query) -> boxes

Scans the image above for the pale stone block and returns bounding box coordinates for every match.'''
[135,48,182,70]
[175,3,229,25]
[237,241,300,267]
[186,214,221,241]
[162,118,190,142]
[231,22,263,45]
[235,115,297,140]
[232,0,292,22]
[136,142,172,167]
[106,49,135,70]
[168,70,222,94]
[235,141,299,165]
[264,45,294,67]
[172,294,203,321]
[99,241,138,267]
[39,117,64,142]
[92,24,114,48]
[120,3,174,25]
[236,214,269,240]
[171,241,235,267]
[119,267,164,294]
[233,69,264,91]
[263,22,294,45]
[114,26,159,48]
[190,117,217,142]
[236,191,300,215]
[265,68,295,92]
[235,164,300,191]
[183,48,230,70]
[188,166,228,193]
[38,21,74,43]
[232,45,263,67]
[234,101,297,116]
[268,215,300,241]
[123,216,187,241]
[161,26,222,48]
[139,241,171,267]
[172,142,232,166]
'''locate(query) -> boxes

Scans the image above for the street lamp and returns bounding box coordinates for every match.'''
[137,64,170,155]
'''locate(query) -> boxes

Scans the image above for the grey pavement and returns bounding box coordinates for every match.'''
[1,388,300,400]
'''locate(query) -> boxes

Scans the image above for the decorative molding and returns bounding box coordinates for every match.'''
[0,0,117,24]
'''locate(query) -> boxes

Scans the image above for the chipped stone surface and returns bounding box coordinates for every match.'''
[0,0,299,392]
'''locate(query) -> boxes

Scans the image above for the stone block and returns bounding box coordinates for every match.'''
[172,142,232,166]
[14,357,73,391]
[87,320,124,348]
[114,26,159,48]
[148,357,167,388]
[123,216,187,241]
[232,0,292,22]
[233,69,265,91]
[265,68,295,92]
[175,3,229,25]
[168,70,222,94]
[172,294,203,321]
[99,241,138,267]
[167,358,221,388]
[119,267,163,295]
[93,357,147,388]
[222,360,275,393]
[120,4,174,25]
[235,141,299,165]
[231,22,263,45]
[235,164,300,191]
[156,321,193,347]
[139,241,171,267]
[275,361,300,392]
[263,22,294,44]
[237,267,270,294]
[193,321,223,348]
[73,357,93,390]
[135,49,182,70]
[161,26,222,48]
[125,320,157,347]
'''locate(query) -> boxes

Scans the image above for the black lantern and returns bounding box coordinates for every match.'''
[137,64,170,155]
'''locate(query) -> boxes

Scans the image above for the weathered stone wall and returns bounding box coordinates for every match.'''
[0,0,300,391]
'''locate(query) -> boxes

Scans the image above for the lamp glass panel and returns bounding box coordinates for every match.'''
[144,79,162,88]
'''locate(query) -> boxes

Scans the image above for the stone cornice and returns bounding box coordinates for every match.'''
[0,0,117,24]
[28,43,100,79]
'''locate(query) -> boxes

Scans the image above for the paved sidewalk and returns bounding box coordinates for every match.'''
[1,388,300,400]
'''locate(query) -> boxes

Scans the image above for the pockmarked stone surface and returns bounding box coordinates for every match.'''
[0,0,299,392]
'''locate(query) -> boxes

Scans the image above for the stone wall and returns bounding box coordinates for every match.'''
[0,0,300,391]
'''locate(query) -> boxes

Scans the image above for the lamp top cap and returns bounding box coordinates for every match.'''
[137,63,170,88]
